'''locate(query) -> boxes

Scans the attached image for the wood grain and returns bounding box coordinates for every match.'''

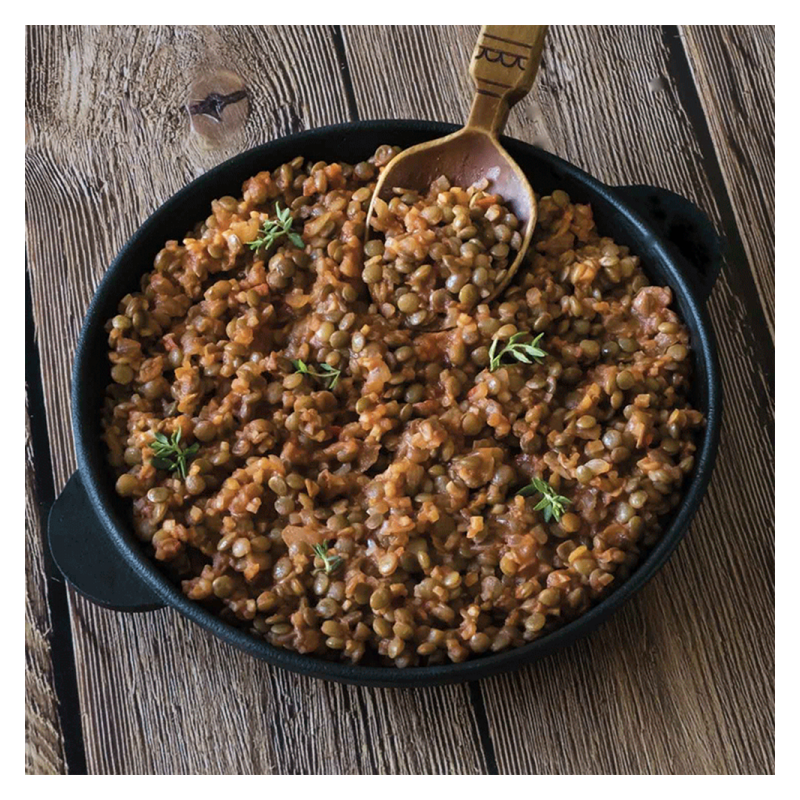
[343,24,774,775]
[681,26,775,338]
[25,24,485,776]
[25,400,67,774]
[26,25,774,775]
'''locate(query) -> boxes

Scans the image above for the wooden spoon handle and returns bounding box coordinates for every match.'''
[467,25,548,137]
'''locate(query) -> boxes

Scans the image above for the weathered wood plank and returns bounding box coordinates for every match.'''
[681,25,774,338]
[25,24,486,775]
[25,399,68,775]
[343,24,774,775]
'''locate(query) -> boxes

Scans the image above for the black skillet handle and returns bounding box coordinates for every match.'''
[47,472,165,612]
[614,185,723,303]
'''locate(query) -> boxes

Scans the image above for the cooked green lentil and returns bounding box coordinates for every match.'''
[102,145,704,668]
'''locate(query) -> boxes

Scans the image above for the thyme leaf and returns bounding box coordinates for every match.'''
[150,428,199,480]
[517,476,571,523]
[293,358,341,390]
[488,331,547,372]
[312,542,344,575]
[248,202,305,252]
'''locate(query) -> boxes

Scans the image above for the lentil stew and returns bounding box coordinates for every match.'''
[101,145,704,668]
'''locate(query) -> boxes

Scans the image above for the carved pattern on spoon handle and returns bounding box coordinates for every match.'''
[468,26,548,137]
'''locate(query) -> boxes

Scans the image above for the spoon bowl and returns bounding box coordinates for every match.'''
[367,26,548,316]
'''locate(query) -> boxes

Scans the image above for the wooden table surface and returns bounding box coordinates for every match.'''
[25,25,775,775]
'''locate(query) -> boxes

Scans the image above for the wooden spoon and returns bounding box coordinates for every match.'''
[367,25,548,320]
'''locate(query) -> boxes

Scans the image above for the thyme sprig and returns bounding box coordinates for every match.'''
[517,476,571,523]
[312,542,344,576]
[150,428,199,480]
[488,331,547,372]
[293,359,341,390]
[248,202,305,252]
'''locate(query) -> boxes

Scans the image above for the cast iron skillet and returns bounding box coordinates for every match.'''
[48,120,722,687]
